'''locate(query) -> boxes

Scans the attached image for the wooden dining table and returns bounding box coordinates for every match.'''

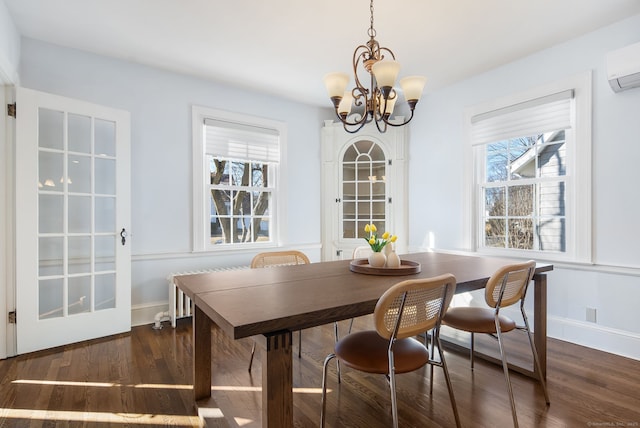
[174,251,553,428]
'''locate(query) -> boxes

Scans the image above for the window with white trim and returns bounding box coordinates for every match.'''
[192,107,285,251]
[468,73,592,262]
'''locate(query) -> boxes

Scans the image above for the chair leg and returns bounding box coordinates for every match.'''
[335,317,355,382]
[320,353,336,428]
[435,334,461,428]
[521,308,550,404]
[387,350,399,428]
[495,318,519,428]
[470,332,475,370]
[428,328,435,395]
[333,322,342,383]
[248,341,256,372]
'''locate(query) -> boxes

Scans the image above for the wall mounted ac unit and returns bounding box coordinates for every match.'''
[606,41,640,93]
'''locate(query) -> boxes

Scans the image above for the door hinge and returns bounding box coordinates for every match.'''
[388,159,392,166]
[8,311,16,324]
[7,103,16,118]
[388,197,392,203]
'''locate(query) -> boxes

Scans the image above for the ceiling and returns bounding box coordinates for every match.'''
[4,0,640,107]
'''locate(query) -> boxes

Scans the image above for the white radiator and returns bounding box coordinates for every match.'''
[164,266,249,328]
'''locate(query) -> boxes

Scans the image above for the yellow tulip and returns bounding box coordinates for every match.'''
[370,224,377,232]
[364,224,371,233]
[390,235,398,242]
[369,237,376,245]
[382,231,390,240]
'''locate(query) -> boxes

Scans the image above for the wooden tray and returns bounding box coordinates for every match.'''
[349,259,421,275]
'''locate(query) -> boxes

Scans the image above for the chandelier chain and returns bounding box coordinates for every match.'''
[368,0,376,38]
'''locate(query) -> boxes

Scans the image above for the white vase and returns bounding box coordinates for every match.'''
[368,252,387,268]
[384,244,392,256]
[386,250,401,268]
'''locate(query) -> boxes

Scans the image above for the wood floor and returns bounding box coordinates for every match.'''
[1,317,639,427]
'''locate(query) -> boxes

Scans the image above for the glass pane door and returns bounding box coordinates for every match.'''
[37,110,118,319]
[16,87,131,355]
[341,140,387,239]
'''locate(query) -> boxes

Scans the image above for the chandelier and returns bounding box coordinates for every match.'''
[323,0,426,134]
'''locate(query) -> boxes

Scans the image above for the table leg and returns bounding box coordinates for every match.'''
[261,331,293,428]
[533,273,547,379]
[193,305,212,401]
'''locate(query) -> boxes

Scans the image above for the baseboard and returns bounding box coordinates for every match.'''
[548,315,640,361]
[131,301,170,327]
[482,307,640,361]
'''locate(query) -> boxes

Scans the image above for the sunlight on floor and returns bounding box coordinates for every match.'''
[12,379,191,390]
[13,379,329,394]
[198,407,224,418]
[212,385,329,394]
[0,408,199,425]
[10,378,330,426]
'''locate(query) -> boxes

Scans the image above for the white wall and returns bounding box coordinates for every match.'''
[407,14,640,359]
[18,38,328,324]
[0,0,19,83]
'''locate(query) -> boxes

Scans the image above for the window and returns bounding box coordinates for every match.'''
[481,131,567,251]
[467,72,592,262]
[192,107,285,251]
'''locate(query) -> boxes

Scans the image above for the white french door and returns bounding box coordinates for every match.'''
[1,84,13,359]
[15,87,131,355]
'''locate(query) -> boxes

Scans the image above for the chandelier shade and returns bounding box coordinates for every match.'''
[371,60,400,89]
[323,72,350,99]
[323,0,426,133]
[400,76,427,103]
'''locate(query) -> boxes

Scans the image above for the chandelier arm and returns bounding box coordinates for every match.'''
[367,72,378,118]
[372,86,383,121]
[352,86,368,108]
[377,46,396,62]
[333,109,369,127]
[374,115,388,133]
[352,45,372,91]
[381,109,416,127]
[342,119,370,134]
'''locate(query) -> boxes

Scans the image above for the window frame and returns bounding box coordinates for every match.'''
[463,72,592,263]
[192,106,287,252]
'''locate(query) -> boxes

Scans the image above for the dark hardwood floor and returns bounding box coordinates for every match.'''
[1,317,639,427]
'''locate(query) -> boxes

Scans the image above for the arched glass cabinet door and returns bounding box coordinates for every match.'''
[341,140,387,239]
[321,119,408,261]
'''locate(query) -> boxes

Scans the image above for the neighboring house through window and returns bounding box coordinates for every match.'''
[465,72,592,263]
[192,107,285,251]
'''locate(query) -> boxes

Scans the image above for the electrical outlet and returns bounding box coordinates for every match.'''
[586,307,597,323]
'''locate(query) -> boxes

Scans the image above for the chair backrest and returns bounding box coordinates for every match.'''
[374,274,456,340]
[484,260,536,308]
[352,246,373,259]
[250,250,310,269]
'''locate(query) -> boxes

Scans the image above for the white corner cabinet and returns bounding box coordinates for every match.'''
[321,119,409,261]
